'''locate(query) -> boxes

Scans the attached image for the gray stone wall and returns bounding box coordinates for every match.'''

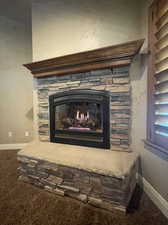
[18,154,137,213]
[37,66,131,151]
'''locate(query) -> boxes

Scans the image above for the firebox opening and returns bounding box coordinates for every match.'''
[55,102,103,132]
[49,89,110,149]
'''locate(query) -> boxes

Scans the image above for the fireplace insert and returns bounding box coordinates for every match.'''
[49,89,110,149]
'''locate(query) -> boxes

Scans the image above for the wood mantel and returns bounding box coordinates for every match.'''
[24,39,144,78]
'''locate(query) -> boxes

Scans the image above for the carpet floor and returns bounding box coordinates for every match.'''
[0,150,167,225]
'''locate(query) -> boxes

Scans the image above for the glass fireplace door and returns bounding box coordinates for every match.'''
[49,89,110,149]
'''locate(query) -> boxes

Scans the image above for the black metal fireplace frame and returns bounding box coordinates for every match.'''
[49,89,110,149]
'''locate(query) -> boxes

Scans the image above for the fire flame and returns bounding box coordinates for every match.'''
[76,110,89,121]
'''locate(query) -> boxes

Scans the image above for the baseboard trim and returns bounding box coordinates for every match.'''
[138,174,168,218]
[0,143,28,150]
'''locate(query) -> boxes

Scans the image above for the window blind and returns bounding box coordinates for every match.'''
[153,0,168,148]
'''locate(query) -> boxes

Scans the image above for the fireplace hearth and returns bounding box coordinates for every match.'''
[49,89,110,149]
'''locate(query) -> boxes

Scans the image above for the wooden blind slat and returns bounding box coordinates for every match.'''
[156,45,168,63]
[155,22,168,40]
[155,117,168,133]
[155,92,168,103]
[155,102,168,105]
[156,9,168,29]
[155,79,168,86]
[155,67,168,75]
[156,42,168,51]
[156,57,168,73]
[155,81,168,92]
[155,113,168,116]
[155,125,168,133]
[155,33,168,49]
[157,0,168,19]
[156,70,168,81]
[155,91,168,96]
[155,130,168,137]
[155,104,168,111]
[155,125,168,131]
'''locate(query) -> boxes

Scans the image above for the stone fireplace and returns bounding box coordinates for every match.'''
[37,66,131,151]
[24,39,144,152]
[17,39,144,213]
[35,65,132,152]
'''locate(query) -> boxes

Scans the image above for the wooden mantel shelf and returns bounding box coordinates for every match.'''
[24,39,144,78]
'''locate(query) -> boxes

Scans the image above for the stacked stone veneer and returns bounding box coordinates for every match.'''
[37,66,131,151]
[18,155,137,212]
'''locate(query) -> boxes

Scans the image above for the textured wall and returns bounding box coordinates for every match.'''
[0,1,33,144]
[32,0,142,61]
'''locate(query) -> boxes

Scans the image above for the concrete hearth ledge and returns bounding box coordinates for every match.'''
[18,141,138,179]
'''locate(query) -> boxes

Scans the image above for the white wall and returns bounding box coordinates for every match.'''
[0,1,33,144]
[32,0,142,61]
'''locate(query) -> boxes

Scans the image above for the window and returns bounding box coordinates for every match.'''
[148,0,168,151]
